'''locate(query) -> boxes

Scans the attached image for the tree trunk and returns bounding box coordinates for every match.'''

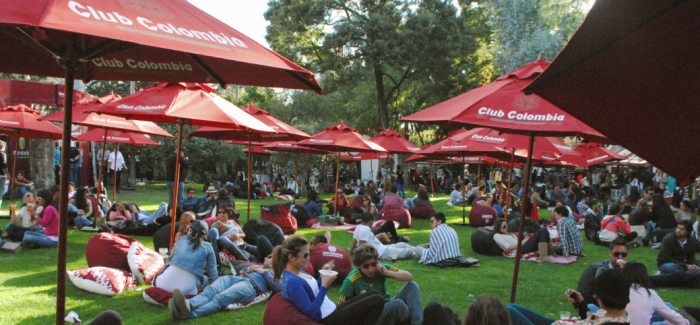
[30,139,55,190]
[372,62,390,128]
[128,149,136,187]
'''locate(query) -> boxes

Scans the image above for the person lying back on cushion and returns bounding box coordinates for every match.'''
[351,213,422,261]
[491,218,552,263]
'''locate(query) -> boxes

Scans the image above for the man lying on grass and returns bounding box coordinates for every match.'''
[351,213,421,260]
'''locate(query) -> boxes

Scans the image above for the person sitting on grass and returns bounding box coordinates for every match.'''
[405,187,431,210]
[530,186,551,209]
[327,189,351,216]
[597,204,638,245]
[351,213,422,260]
[622,262,689,325]
[553,205,584,257]
[449,183,466,206]
[198,186,218,214]
[182,187,200,213]
[168,257,282,320]
[303,190,323,220]
[419,212,461,265]
[594,238,630,278]
[174,212,196,243]
[657,220,699,276]
[358,194,379,222]
[12,171,33,199]
[491,218,552,262]
[507,269,631,324]
[383,186,403,209]
[6,191,43,238]
[422,293,511,325]
[676,200,697,227]
[154,220,218,296]
[273,235,385,325]
[309,232,333,250]
[340,244,423,325]
[69,187,94,228]
[22,189,58,248]
[643,193,678,246]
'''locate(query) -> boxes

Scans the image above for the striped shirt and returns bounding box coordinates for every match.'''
[419,223,461,264]
[558,216,583,256]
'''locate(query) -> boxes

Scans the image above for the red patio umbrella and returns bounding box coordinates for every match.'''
[369,129,420,185]
[243,145,273,156]
[91,82,275,251]
[75,128,160,146]
[523,0,698,180]
[557,143,626,168]
[297,123,387,213]
[262,141,329,203]
[340,152,394,161]
[1,0,320,320]
[0,104,63,201]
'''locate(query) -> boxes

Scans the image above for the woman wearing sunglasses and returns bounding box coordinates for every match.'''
[491,218,553,262]
[272,235,385,325]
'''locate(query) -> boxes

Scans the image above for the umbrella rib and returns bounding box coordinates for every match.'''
[187,53,226,88]
[9,27,61,59]
[78,39,123,62]
[282,70,323,94]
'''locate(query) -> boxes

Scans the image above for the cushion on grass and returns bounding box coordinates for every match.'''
[468,205,498,228]
[309,244,351,285]
[142,286,195,306]
[86,233,138,272]
[470,228,504,256]
[381,208,412,229]
[379,203,401,215]
[67,267,136,296]
[410,205,435,219]
[264,293,320,325]
[502,250,539,261]
[226,290,273,310]
[276,195,294,201]
[291,205,310,227]
[261,203,298,235]
[127,241,165,285]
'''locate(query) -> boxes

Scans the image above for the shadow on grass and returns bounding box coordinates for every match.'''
[2,270,57,288]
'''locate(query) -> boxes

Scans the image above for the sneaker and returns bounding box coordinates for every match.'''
[400,236,411,243]
[172,289,191,319]
[642,238,650,247]
[168,297,182,320]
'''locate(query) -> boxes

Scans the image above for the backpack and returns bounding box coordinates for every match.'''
[290,205,310,226]
[261,203,297,235]
[584,213,601,241]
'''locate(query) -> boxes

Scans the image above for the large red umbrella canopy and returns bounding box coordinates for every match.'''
[0,0,321,92]
[243,145,273,156]
[262,141,329,155]
[297,123,387,153]
[76,128,160,146]
[523,0,694,178]
[400,60,608,142]
[463,128,578,156]
[340,152,394,161]
[43,93,173,138]
[0,104,63,139]
[557,143,626,168]
[368,129,420,153]
[416,129,513,160]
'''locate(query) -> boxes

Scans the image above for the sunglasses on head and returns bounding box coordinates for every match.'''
[612,252,628,258]
[361,261,378,270]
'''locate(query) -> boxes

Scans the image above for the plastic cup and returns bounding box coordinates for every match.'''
[559,311,571,320]
[391,255,398,263]
[10,204,15,213]
[158,248,168,257]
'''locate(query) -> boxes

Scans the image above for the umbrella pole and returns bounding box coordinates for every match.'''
[112,144,118,201]
[168,122,185,251]
[462,154,466,223]
[294,152,299,204]
[247,137,252,221]
[477,158,481,190]
[334,152,340,216]
[56,53,75,324]
[511,133,535,303]
[95,132,107,229]
[429,161,434,198]
[504,148,516,221]
[9,131,20,203]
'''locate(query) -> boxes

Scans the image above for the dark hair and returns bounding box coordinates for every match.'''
[462,293,511,325]
[593,269,631,310]
[352,244,379,268]
[417,188,429,200]
[68,181,74,187]
[651,194,668,215]
[219,203,235,217]
[608,203,621,216]
[681,200,695,212]
[645,187,655,195]
[553,205,569,217]
[679,220,692,233]
[311,235,327,245]
[74,187,89,211]
[272,235,308,282]
[567,192,575,200]
[620,204,632,215]
[37,189,52,210]
[218,188,229,198]
[186,187,195,194]
[49,185,61,206]
[360,212,374,224]
[622,262,651,296]
[187,218,206,251]
[609,238,628,251]
[390,186,398,194]
[492,218,508,235]
[577,192,586,202]
[454,183,462,191]
[306,190,319,203]
[431,212,446,224]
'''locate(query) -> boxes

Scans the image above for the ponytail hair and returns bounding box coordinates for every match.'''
[272,235,308,282]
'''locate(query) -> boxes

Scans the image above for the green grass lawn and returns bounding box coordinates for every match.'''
[1,184,698,324]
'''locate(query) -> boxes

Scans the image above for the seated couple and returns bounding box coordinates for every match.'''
[207,203,282,263]
[351,213,419,260]
[491,218,554,262]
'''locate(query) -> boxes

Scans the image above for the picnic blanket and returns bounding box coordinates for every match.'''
[310,220,390,232]
[502,251,578,264]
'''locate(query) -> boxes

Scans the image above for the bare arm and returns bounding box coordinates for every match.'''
[378,265,413,282]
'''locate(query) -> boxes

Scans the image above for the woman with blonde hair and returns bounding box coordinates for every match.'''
[174,212,196,243]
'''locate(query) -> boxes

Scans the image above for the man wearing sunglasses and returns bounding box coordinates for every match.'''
[340,244,422,325]
[595,238,629,277]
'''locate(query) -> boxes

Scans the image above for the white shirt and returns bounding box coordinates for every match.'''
[18,206,33,227]
[493,234,518,253]
[287,180,298,193]
[107,151,125,171]
[303,276,336,318]
[353,224,386,258]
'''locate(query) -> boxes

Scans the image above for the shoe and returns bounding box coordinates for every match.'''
[400,236,411,243]
[172,289,191,319]
[537,242,552,263]
[642,239,650,247]
[227,245,249,262]
[168,297,182,320]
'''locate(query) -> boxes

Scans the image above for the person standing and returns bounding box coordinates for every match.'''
[0,141,7,207]
[395,165,405,199]
[166,150,189,210]
[96,145,110,184]
[53,143,60,185]
[107,146,126,193]
[69,146,81,186]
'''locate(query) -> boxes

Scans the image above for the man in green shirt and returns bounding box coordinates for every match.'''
[339,244,423,325]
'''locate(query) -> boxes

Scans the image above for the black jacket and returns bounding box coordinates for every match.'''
[657,232,698,268]
[165,153,189,181]
[651,205,677,229]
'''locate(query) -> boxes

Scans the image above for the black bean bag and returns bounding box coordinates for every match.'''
[241,219,284,246]
[470,228,503,256]
[153,222,179,253]
[507,217,540,234]
[628,208,650,226]
[577,260,604,306]
[291,205,310,227]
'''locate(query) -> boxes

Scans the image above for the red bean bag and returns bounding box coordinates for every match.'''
[379,203,401,215]
[351,195,364,213]
[127,241,165,285]
[264,293,319,325]
[67,267,136,296]
[410,205,435,219]
[303,260,315,276]
[381,208,412,229]
[468,205,498,228]
[86,233,138,272]
[309,244,351,285]
[142,286,196,306]
[261,203,298,235]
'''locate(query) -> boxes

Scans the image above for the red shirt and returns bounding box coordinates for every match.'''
[328,195,351,211]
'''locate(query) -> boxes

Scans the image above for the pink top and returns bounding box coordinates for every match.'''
[108,210,132,221]
[601,216,631,234]
[38,205,59,237]
[383,194,404,208]
[627,285,689,325]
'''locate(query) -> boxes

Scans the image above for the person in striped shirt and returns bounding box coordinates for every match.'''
[419,212,461,265]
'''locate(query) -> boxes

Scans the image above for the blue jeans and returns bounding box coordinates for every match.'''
[166,181,185,210]
[452,200,464,206]
[376,281,423,325]
[660,262,700,275]
[507,304,555,325]
[396,182,405,198]
[22,231,58,248]
[405,198,414,210]
[71,165,80,185]
[207,229,279,263]
[188,275,257,318]
[74,215,93,228]
[143,202,168,225]
[13,186,28,199]
[644,221,657,242]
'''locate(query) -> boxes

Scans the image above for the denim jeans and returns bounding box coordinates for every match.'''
[71,165,80,185]
[644,221,657,242]
[660,262,700,275]
[207,229,280,263]
[74,215,93,228]
[23,231,58,248]
[13,186,28,199]
[396,183,405,198]
[187,275,258,318]
[166,181,185,210]
[376,281,423,325]
[452,200,464,206]
[143,202,168,225]
[507,304,555,325]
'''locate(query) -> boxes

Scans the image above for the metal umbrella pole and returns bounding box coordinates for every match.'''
[429,161,435,197]
[247,137,252,221]
[8,130,21,202]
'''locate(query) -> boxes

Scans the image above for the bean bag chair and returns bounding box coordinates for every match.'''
[153,222,179,253]
[291,205,310,226]
[577,260,604,306]
[351,195,364,213]
[86,233,138,272]
[261,203,297,235]
[142,286,196,306]
[379,203,401,215]
[276,195,294,201]
[628,208,650,226]
[381,208,412,229]
[468,205,498,228]
[67,267,136,296]
[507,218,540,234]
[309,244,351,285]
[410,205,435,220]
[470,228,503,256]
[263,293,319,325]
[127,241,165,285]
[241,219,284,246]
